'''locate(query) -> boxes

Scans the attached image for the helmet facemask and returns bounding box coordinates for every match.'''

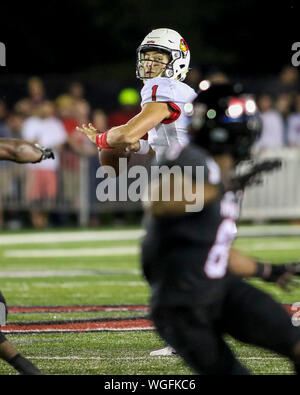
[136,29,191,81]
[136,47,173,80]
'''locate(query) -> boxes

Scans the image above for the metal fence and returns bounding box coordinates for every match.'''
[0,148,299,227]
[0,150,96,227]
[0,150,147,227]
[240,148,300,221]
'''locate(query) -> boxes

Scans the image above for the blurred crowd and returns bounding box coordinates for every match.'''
[186,64,300,151]
[1,65,300,229]
[0,77,141,229]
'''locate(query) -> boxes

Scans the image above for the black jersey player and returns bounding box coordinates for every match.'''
[0,137,54,375]
[141,83,300,374]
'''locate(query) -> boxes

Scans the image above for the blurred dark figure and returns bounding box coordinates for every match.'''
[68,81,85,103]
[88,109,109,227]
[28,76,45,103]
[0,102,13,228]
[266,65,300,97]
[16,76,46,118]
[6,112,26,139]
[92,109,107,131]
[70,99,98,155]
[185,66,202,90]
[56,94,78,135]
[0,106,27,229]
[58,97,97,210]
[74,99,90,126]
[107,88,140,128]
[278,65,300,94]
[276,93,293,118]
[13,98,34,118]
[4,111,28,228]
[56,96,96,155]
[0,100,11,138]
[0,100,7,119]
[287,93,300,147]
[205,70,229,85]
[25,76,47,115]
[275,93,293,145]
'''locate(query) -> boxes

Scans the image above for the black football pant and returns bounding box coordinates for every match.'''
[151,279,300,375]
[152,305,250,375]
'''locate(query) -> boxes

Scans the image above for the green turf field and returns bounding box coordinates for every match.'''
[0,226,299,375]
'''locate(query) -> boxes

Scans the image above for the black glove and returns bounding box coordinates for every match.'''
[228,159,282,192]
[284,262,300,276]
[34,144,55,162]
[255,262,298,288]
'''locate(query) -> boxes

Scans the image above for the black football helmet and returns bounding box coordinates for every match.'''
[186,82,261,162]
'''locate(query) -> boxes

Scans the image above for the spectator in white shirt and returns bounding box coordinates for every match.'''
[254,94,284,153]
[22,101,67,228]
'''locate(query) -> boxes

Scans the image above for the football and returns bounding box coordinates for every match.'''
[98,148,130,177]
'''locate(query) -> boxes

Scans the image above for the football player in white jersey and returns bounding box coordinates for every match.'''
[77,28,197,162]
[77,28,196,356]
[77,30,300,359]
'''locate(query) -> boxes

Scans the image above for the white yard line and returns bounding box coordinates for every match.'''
[4,246,140,258]
[0,224,299,246]
[0,230,144,245]
[4,241,300,259]
[0,269,140,278]
[237,241,300,251]
[237,224,300,237]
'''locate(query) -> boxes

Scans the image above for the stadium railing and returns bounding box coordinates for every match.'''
[0,148,299,226]
[240,147,300,221]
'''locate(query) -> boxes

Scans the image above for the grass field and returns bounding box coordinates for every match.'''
[0,225,300,375]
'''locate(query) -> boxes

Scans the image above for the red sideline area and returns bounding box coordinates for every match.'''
[2,319,154,333]
[1,304,299,334]
[8,305,148,314]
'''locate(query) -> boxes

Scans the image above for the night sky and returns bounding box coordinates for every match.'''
[0,1,298,78]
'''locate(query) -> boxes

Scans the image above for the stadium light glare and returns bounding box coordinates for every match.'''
[207,109,216,119]
[184,102,194,116]
[199,80,211,91]
[227,103,243,118]
[245,99,256,114]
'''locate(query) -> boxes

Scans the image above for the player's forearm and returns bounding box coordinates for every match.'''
[106,124,140,147]
[106,102,171,147]
[229,247,299,286]
[106,117,154,147]
[13,142,43,163]
[0,139,42,163]
[228,248,258,277]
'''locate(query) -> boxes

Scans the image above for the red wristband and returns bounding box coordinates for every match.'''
[95,131,114,150]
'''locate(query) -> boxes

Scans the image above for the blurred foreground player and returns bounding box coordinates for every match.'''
[141,83,300,374]
[0,137,54,375]
[77,28,196,167]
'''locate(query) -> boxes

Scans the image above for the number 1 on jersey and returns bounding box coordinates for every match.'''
[152,85,158,101]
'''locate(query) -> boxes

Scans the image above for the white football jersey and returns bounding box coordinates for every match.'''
[140,77,197,161]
